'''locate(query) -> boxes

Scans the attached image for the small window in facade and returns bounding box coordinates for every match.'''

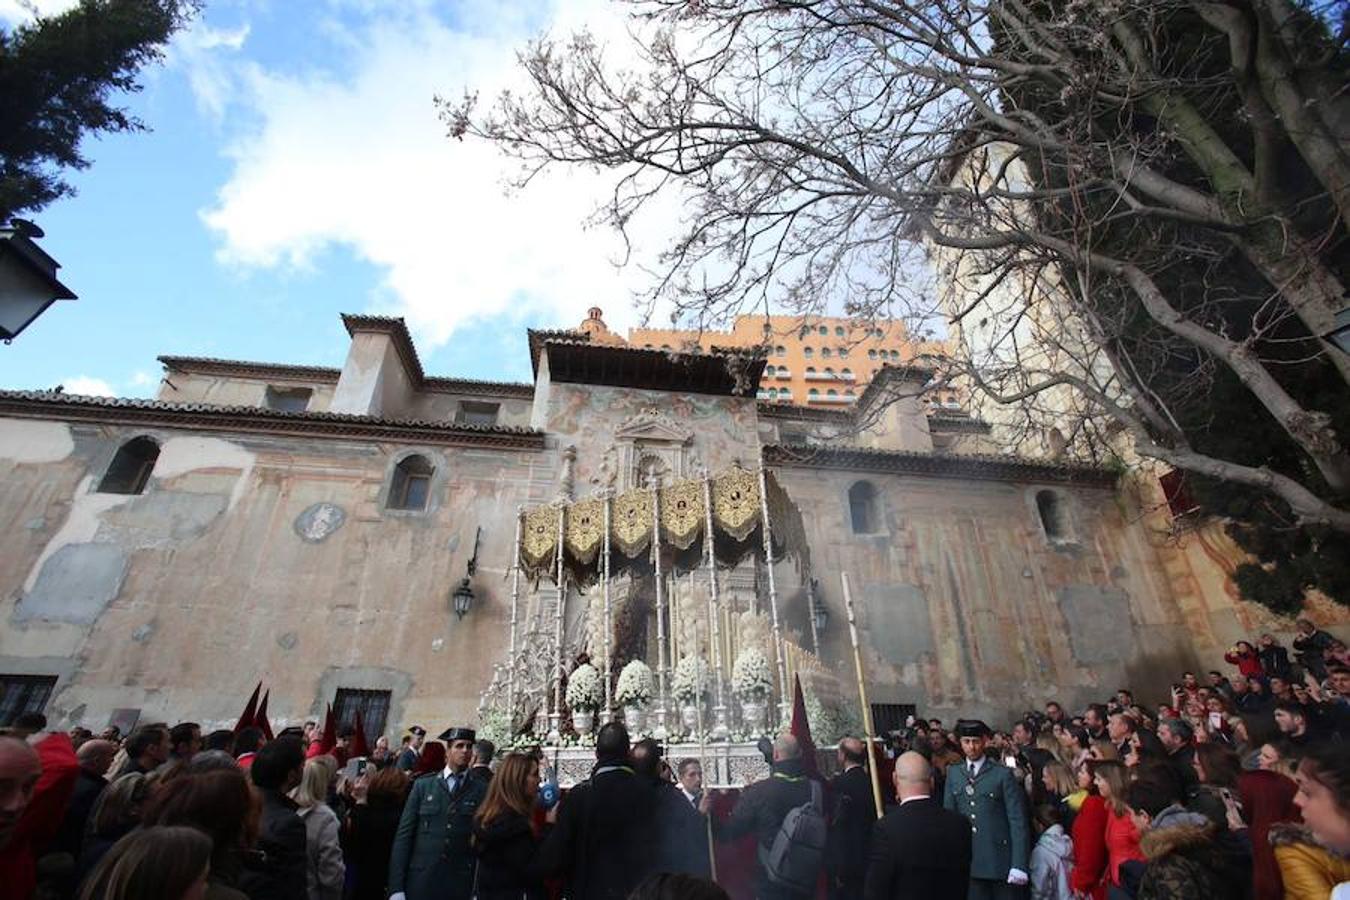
[765,365,776,377]
[762,322,772,334]
[845,389,856,397]
[824,366,835,376]
[834,326,844,336]
[821,347,832,358]
[827,389,838,397]
[806,366,816,374]
[0,674,57,726]
[809,388,820,397]
[868,349,877,359]
[838,347,848,357]
[264,386,312,413]
[1036,489,1071,542]
[775,345,786,356]
[848,481,880,533]
[333,688,391,744]
[804,347,814,358]
[660,344,672,351]
[818,325,828,336]
[388,454,434,511]
[890,350,900,360]
[455,401,500,427]
[870,703,916,735]
[842,367,852,377]
[98,437,159,495]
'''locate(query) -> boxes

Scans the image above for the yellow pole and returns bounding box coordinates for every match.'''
[841,572,884,818]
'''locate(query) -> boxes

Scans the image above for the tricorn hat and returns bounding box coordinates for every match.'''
[438,726,476,743]
[955,719,991,738]
[408,725,426,737]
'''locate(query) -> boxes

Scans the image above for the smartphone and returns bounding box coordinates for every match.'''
[1004,755,1017,768]
[538,765,560,810]
[343,756,368,780]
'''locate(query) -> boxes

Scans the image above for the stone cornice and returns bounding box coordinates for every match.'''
[159,356,341,383]
[0,391,545,450]
[927,414,993,434]
[157,356,534,399]
[764,442,1117,486]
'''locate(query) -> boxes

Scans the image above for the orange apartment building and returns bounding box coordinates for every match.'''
[614,311,963,410]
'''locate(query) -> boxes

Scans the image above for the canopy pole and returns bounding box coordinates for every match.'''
[547,504,567,744]
[650,474,669,739]
[601,491,613,724]
[701,472,730,740]
[757,451,790,728]
[506,508,524,724]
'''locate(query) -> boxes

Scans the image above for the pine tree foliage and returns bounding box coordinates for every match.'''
[0,0,197,218]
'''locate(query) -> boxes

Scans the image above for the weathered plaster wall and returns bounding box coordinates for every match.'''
[159,373,338,412]
[0,417,552,733]
[403,393,534,428]
[769,466,1346,724]
[2,399,1343,737]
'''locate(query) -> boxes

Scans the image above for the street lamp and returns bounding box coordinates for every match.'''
[450,526,483,619]
[0,220,76,342]
[812,593,829,636]
[452,578,474,620]
[1328,308,1350,356]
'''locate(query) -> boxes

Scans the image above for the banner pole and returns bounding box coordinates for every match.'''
[841,571,884,818]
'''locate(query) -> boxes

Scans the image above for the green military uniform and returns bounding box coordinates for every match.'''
[942,754,1030,900]
[387,765,486,900]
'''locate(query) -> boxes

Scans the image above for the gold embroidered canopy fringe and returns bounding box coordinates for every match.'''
[517,465,806,584]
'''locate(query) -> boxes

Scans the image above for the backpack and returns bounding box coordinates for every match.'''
[759,779,827,892]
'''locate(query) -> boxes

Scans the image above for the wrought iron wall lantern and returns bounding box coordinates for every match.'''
[810,578,829,635]
[452,526,482,620]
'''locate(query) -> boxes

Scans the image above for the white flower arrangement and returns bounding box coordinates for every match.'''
[731,648,773,701]
[672,656,710,704]
[615,659,655,706]
[565,662,603,711]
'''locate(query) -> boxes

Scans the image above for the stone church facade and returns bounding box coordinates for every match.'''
[0,312,1339,736]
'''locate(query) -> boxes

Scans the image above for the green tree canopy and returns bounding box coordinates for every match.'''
[0,0,197,219]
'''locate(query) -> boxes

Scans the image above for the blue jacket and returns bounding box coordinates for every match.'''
[942,758,1030,880]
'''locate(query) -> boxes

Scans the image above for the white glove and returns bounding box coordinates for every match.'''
[389,894,406,900]
[1007,868,1029,885]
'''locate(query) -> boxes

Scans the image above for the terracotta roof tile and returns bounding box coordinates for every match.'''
[0,390,544,449]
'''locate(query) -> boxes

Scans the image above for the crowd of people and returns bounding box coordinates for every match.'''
[0,619,1347,900]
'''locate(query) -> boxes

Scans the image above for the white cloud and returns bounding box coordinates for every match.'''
[0,0,78,26]
[129,371,157,388]
[165,21,251,121]
[202,1,679,349]
[63,376,116,398]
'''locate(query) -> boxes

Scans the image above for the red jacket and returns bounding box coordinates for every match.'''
[0,733,79,900]
[1225,650,1265,678]
[1104,807,1144,885]
[1070,793,1109,900]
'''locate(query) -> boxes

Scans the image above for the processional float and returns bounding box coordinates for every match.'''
[494,454,812,759]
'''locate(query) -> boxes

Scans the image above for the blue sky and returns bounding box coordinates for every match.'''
[0,0,669,397]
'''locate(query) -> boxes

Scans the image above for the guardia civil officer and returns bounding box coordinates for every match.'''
[388,726,487,900]
[941,720,1030,900]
